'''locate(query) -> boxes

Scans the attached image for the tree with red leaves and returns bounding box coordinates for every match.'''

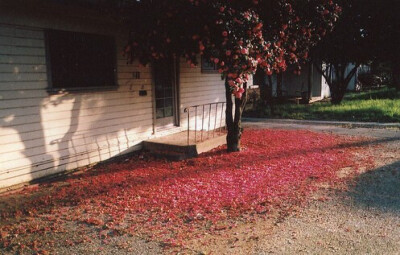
[253,0,342,106]
[123,0,340,152]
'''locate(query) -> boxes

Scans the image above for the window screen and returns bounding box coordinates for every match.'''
[201,56,218,73]
[46,30,116,89]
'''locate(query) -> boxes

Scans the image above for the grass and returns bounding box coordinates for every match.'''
[245,87,400,123]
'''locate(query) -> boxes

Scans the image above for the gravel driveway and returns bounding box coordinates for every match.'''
[243,119,400,255]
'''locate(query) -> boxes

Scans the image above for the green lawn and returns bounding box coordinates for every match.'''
[245,87,400,123]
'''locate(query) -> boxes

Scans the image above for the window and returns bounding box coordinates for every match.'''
[201,56,218,73]
[46,30,116,91]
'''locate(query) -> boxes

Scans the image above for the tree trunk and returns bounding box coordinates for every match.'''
[267,75,275,115]
[313,62,358,105]
[392,58,400,91]
[259,79,268,106]
[330,81,347,104]
[307,62,313,101]
[225,79,248,152]
[276,72,283,99]
[256,73,274,114]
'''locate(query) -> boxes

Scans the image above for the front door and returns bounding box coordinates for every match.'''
[153,57,179,130]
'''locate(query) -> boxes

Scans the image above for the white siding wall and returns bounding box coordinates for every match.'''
[0,3,226,189]
[281,65,323,99]
[179,58,226,132]
[0,22,156,188]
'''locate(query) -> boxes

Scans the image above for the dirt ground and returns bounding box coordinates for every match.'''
[241,121,400,255]
[1,121,399,255]
[177,122,400,255]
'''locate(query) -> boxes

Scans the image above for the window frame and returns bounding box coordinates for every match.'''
[45,29,118,93]
[200,56,219,73]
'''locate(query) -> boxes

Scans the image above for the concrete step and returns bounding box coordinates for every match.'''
[143,131,226,160]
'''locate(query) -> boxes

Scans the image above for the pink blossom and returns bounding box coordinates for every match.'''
[235,92,242,98]
[199,43,205,51]
[124,45,131,53]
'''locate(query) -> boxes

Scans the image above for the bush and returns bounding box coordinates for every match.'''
[357,72,383,90]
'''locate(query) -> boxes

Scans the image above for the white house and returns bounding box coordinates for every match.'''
[252,63,330,100]
[265,63,371,100]
[0,0,227,189]
[319,63,371,95]
[277,64,329,99]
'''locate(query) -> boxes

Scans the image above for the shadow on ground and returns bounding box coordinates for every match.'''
[347,160,400,212]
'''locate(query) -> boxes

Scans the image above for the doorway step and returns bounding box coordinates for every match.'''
[143,131,226,160]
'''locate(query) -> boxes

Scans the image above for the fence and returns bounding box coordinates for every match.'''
[183,102,226,144]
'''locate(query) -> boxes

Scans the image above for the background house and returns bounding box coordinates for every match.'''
[252,63,330,100]
[0,0,226,189]
[277,64,330,99]
[251,63,371,101]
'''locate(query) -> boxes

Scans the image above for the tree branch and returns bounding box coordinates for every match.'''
[313,62,330,85]
[344,64,359,85]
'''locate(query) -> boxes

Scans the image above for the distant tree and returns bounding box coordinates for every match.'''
[363,0,400,90]
[311,0,400,103]
[255,0,341,105]
[310,1,360,104]
[122,0,340,151]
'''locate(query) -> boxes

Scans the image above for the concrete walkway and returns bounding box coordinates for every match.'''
[243,117,400,130]
[243,118,400,143]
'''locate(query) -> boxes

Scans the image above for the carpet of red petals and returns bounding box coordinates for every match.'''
[0,129,373,252]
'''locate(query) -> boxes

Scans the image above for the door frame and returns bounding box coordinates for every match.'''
[151,56,180,134]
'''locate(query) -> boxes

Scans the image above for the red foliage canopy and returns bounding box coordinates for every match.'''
[123,0,340,97]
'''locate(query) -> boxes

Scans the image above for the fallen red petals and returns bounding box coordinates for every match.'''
[0,129,373,251]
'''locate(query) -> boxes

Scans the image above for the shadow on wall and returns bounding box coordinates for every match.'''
[347,160,400,213]
[48,94,82,173]
[0,88,151,188]
[1,95,56,184]
[0,93,86,186]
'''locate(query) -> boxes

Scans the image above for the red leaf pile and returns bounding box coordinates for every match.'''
[0,129,372,251]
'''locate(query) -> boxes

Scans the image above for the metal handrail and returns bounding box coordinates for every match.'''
[183,102,226,145]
